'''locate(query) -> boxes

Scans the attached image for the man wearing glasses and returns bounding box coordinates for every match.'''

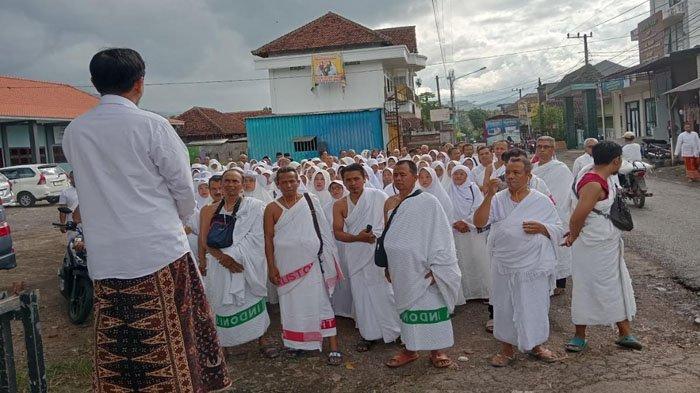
[532,136,574,296]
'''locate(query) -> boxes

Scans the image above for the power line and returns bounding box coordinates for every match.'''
[582,0,648,31]
[431,0,449,77]
[424,35,631,67]
[570,0,619,31]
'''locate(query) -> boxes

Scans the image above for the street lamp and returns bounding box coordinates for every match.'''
[448,66,487,139]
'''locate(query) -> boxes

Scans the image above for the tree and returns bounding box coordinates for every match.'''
[531,104,565,140]
[418,92,440,126]
[465,108,490,141]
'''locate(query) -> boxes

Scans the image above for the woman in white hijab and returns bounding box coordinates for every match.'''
[322,180,354,318]
[462,157,476,171]
[308,168,333,205]
[417,166,454,222]
[195,181,211,209]
[208,158,222,173]
[432,161,447,186]
[442,160,459,190]
[243,170,273,204]
[446,165,491,325]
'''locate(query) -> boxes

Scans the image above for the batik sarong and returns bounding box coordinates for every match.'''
[93,254,231,393]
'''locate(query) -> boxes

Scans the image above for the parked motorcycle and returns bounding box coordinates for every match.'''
[53,206,92,324]
[618,161,653,208]
[641,138,672,161]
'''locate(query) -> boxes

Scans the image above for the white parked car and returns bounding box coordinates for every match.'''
[0,164,70,207]
[0,173,14,206]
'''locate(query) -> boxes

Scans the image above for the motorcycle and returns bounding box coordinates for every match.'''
[53,206,93,324]
[641,138,672,161]
[618,161,653,208]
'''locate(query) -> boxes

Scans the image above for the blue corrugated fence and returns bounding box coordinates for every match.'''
[245,109,384,160]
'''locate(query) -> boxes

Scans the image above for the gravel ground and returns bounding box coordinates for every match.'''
[1,189,699,392]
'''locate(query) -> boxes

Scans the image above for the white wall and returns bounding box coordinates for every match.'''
[269,61,386,114]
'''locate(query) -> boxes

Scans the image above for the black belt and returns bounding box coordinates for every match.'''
[476,224,491,234]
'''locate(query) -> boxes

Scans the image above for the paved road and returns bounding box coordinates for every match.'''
[560,150,700,290]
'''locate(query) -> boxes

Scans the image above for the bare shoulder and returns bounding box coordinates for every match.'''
[384,195,400,212]
[264,200,283,220]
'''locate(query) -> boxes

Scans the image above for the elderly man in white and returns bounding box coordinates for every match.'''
[474,156,564,367]
[572,138,598,177]
[532,136,574,296]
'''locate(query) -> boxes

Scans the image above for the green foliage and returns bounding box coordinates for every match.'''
[418,92,440,125]
[531,104,565,140]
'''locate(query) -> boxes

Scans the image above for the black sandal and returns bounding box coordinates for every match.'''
[284,348,307,359]
[327,351,343,366]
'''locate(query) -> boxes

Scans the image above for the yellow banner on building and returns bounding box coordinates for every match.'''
[312,54,346,86]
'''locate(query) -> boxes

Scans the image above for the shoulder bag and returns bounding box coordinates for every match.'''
[206,197,244,248]
[303,193,325,273]
[572,178,633,232]
[375,190,423,268]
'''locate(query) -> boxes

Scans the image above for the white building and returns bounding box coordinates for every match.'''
[247,12,426,157]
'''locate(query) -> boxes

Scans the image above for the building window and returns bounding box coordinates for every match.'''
[293,137,317,152]
[625,101,641,136]
[53,145,67,163]
[9,147,33,165]
[385,76,394,96]
[644,98,657,136]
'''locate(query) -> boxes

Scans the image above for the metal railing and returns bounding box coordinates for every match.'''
[0,290,47,393]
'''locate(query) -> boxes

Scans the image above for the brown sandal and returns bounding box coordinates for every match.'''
[490,353,515,367]
[429,352,453,368]
[385,350,419,368]
[530,347,559,363]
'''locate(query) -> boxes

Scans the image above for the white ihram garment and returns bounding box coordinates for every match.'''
[273,194,343,351]
[384,192,461,351]
[343,189,401,342]
[324,189,354,319]
[572,153,594,179]
[533,160,574,280]
[447,166,490,302]
[571,170,636,325]
[488,190,563,351]
[205,198,270,346]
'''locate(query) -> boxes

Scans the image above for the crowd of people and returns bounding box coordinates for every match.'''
[186,136,643,369]
[63,48,642,392]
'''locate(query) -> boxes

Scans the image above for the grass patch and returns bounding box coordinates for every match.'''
[15,356,92,393]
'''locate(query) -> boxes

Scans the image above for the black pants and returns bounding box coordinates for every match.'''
[556,278,567,289]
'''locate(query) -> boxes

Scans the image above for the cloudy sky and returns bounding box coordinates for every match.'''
[1,0,648,114]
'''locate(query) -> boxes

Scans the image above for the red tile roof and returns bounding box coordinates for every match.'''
[0,76,99,120]
[174,107,271,140]
[375,26,418,53]
[252,12,417,57]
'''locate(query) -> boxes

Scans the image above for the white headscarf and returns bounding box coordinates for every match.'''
[442,160,460,190]
[431,161,446,183]
[418,166,454,222]
[382,167,394,188]
[243,170,273,204]
[308,168,333,205]
[446,165,479,224]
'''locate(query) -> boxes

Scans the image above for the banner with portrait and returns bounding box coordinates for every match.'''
[312,53,346,87]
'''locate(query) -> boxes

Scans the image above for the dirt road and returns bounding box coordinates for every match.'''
[2,203,699,392]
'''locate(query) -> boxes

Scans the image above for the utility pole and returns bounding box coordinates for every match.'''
[448,69,456,117]
[538,78,544,137]
[435,75,442,107]
[513,88,522,99]
[567,32,593,65]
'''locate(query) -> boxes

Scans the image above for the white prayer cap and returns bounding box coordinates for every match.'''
[377,157,386,164]
[300,159,308,165]
[311,157,322,163]
[288,161,301,170]
[368,158,379,167]
[420,154,433,162]
[341,157,355,165]
[318,162,328,170]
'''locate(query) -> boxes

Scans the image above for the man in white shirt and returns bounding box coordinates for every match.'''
[675,122,700,182]
[63,48,230,392]
[572,138,598,177]
[621,132,642,162]
[57,171,79,242]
